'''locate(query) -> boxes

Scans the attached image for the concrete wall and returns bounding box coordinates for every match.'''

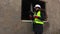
[0,0,60,34]
[43,0,60,34]
[0,0,21,34]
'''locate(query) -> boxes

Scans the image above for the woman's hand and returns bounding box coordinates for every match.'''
[29,15,32,20]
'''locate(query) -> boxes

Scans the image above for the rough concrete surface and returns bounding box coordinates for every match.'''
[43,0,60,34]
[0,0,60,34]
[0,0,21,34]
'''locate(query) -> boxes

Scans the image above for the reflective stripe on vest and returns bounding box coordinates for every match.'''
[34,11,44,24]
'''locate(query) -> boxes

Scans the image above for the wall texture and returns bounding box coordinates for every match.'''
[43,0,60,34]
[0,0,60,34]
[0,0,21,34]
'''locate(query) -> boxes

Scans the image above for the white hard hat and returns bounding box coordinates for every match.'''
[34,4,41,8]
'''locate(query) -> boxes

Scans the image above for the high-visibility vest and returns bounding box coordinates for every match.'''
[34,10,44,24]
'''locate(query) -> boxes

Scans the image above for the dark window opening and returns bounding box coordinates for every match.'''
[21,0,47,20]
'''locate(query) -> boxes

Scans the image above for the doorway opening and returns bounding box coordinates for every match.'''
[21,0,47,20]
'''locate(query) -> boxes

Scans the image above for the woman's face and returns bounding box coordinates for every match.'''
[35,7,40,11]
